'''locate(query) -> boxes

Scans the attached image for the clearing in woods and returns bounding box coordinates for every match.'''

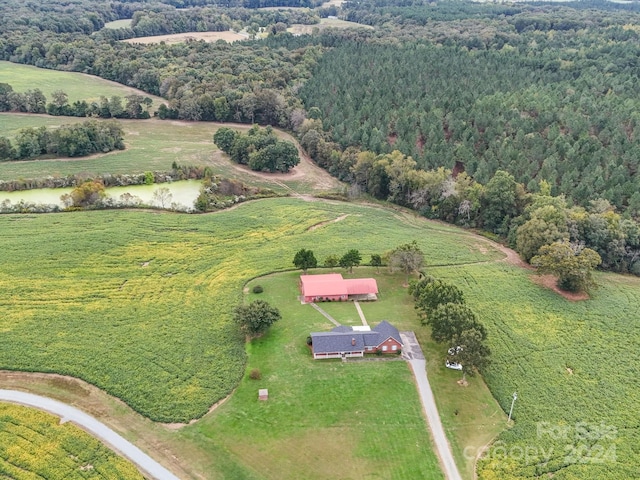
[122,31,248,44]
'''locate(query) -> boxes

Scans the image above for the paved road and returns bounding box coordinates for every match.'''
[400,333,462,480]
[0,389,181,480]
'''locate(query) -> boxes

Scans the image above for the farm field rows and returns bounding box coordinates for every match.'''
[0,197,638,478]
[0,198,496,424]
[0,402,144,479]
[429,263,640,479]
[0,61,163,107]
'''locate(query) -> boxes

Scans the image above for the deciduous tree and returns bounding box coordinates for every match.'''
[388,240,425,284]
[234,300,281,338]
[448,327,491,381]
[531,241,601,293]
[414,280,464,322]
[426,303,485,345]
[339,249,362,273]
[293,249,317,273]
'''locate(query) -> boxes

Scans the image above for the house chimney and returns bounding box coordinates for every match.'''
[351,338,356,346]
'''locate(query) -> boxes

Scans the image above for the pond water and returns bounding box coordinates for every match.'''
[0,180,202,211]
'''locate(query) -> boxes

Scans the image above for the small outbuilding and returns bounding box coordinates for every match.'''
[300,273,378,303]
[258,389,268,401]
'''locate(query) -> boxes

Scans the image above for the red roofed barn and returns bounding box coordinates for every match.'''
[300,273,378,303]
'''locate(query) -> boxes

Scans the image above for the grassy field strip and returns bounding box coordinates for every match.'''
[0,61,164,107]
[122,31,247,44]
[0,113,341,195]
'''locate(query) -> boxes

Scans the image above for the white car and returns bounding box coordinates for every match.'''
[445,360,463,371]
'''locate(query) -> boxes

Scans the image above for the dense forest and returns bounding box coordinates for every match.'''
[2,0,640,275]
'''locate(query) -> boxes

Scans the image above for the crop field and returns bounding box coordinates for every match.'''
[0,198,496,424]
[0,113,340,195]
[123,31,247,45]
[0,402,143,479]
[0,61,163,107]
[427,263,640,479]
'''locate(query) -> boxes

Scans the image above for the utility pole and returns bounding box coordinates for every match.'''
[508,392,518,422]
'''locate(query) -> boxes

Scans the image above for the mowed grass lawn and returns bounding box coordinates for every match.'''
[0,61,163,107]
[0,198,496,425]
[0,402,144,479]
[182,271,444,479]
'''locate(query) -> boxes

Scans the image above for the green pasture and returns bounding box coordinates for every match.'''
[103,19,133,29]
[0,114,338,195]
[183,270,444,479]
[0,402,144,479]
[0,61,163,106]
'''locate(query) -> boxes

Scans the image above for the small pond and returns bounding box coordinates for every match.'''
[0,180,202,211]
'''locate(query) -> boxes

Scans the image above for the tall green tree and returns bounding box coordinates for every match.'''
[448,327,491,381]
[426,302,485,345]
[293,248,317,273]
[531,241,601,293]
[370,254,382,273]
[234,300,281,339]
[414,280,465,322]
[388,240,425,284]
[339,249,362,273]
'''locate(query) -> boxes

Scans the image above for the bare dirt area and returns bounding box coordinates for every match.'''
[0,371,206,480]
[530,274,589,301]
[123,31,247,45]
[307,213,350,231]
[469,235,589,300]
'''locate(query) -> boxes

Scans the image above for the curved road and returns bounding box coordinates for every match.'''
[0,389,181,480]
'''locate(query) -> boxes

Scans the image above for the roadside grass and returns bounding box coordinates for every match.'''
[103,19,132,29]
[0,61,163,107]
[0,198,497,424]
[184,271,444,480]
[0,402,144,479]
[0,113,339,195]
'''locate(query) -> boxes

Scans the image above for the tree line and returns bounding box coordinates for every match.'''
[0,120,124,160]
[0,83,153,119]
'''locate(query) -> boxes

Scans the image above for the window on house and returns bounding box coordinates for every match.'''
[392,345,397,351]
[382,346,388,352]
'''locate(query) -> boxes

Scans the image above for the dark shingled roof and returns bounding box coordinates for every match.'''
[310,321,402,355]
[371,320,402,345]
